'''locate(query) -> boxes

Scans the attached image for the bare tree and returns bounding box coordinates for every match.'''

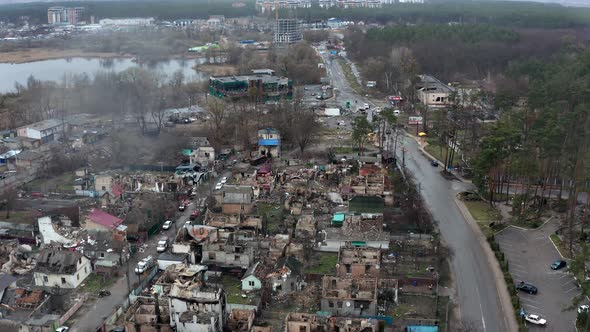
[0,188,18,219]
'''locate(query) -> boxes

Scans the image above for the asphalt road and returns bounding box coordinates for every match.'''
[497,221,580,331]
[396,134,509,331]
[320,42,510,329]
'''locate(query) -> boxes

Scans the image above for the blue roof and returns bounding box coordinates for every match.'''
[407,326,439,332]
[259,139,279,146]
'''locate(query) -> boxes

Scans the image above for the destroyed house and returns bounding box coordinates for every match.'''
[241,261,267,291]
[168,281,226,332]
[34,249,92,289]
[295,214,316,239]
[267,256,304,295]
[201,237,254,270]
[174,225,219,264]
[14,288,45,309]
[219,185,255,214]
[227,308,255,332]
[285,312,380,332]
[337,245,381,277]
[209,71,293,102]
[153,263,208,296]
[205,213,263,231]
[124,297,172,332]
[321,276,378,316]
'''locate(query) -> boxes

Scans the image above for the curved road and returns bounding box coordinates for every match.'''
[318,45,510,331]
[396,135,509,331]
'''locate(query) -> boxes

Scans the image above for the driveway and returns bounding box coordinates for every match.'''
[496,220,579,331]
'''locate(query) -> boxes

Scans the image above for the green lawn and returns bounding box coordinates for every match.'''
[464,201,502,221]
[221,275,250,305]
[258,203,284,234]
[0,210,36,224]
[424,138,460,167]
[81,274,115,293]
[338,59,362,92]
[307,253,338,275]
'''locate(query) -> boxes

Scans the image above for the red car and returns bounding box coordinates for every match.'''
[190,210,200,220]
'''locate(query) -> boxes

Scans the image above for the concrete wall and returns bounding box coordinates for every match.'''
[222,203,253,215]
[320,298,377,316]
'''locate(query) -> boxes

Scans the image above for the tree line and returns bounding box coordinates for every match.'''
[0,0,256,24]
[290,0,590,29]
[345,23,579,87]
[473,46,590,253]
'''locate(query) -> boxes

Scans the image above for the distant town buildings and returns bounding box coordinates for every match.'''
[274,19,302,44]
[256,0,424,13]
[98,17,155,26]
[47,6,85,25]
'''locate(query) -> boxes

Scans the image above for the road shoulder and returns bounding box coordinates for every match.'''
[455,197,520,332]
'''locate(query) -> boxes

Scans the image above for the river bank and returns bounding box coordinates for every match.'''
[0,48,214,64]
[193,63,238,76]
[0,49,128,64]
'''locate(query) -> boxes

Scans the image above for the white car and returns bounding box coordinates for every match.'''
[579,305,589,314]
[363,103,370,109]
[220,176,228,184]
[215,183,223,190]
[156,239,168,253]
[162,220,172,230]
[135,256,154,274]
[525,314,547,326]
[55,327,69,332]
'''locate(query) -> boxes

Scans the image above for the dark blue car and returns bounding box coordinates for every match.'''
[551,260,567,270]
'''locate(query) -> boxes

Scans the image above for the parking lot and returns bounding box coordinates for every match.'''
[496,221,579,331]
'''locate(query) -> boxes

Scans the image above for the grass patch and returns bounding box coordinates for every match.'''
[26,172,76,193]
[550,234,572,259]
[258,203,284,234]
[338,59,362,92]
[307,253,338,275]
[81,274,115,293]
[331,146,358,154]
[424,138,461,167]
[221,275,250,305]
[464,201,501,221]
[0,210,36,224]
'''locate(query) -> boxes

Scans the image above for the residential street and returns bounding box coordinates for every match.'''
[67,201,199,332]
[396,134,510,332]
[319,49,511,331]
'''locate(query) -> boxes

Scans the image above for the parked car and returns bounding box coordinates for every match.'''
[162,220,172,230]
[364,103,370,109]
[431,160,439,167]
[551,259,567,270]
[579,305,589,314]
[109,328,125,332]
[220,176,228,184]
[134,256,154,274]
[178,204,185,211]
[98,289,111,297]
[525,314,547,326]
[516,282,538,294]
[215,183,223,190]
[190,210,200,220]
[55,327,69,332]
[156,239,168,253]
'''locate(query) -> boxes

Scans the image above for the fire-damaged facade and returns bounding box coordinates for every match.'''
[321,276,378,317]
[33,249,92,289]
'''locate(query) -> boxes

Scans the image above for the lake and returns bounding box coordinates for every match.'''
[0,57,208,93]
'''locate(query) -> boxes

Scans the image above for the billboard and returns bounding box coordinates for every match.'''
[408,116,423,125]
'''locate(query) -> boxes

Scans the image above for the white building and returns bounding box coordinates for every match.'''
[33,249,92,289]
[99,17,155,26]
[17,119,64,143]
[168,282,226,332]
[416,75,456,108]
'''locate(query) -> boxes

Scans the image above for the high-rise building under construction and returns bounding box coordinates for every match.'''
[274,19,302,44]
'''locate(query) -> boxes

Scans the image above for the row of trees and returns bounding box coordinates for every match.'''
[0,68,201,133]
[474,46,590,254]
[0,0,256,24]
[289,1,590,28]
[345,24,575,85]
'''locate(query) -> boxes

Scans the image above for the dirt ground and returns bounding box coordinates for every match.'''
[193,63,238,76]
[0,48,124,64]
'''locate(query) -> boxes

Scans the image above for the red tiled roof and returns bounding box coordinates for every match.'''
[88,208,122,229]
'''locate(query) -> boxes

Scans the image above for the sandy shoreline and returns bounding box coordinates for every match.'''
[0,48,209,64]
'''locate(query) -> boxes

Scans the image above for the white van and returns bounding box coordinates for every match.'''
[135,255,154,274]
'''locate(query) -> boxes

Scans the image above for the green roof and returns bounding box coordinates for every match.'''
[331,213,345,226]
